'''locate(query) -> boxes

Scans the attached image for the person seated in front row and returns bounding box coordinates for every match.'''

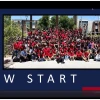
[26,47,33,61]
[68,50,75,61]
[75,49,83,61]
[31,49,38,61]
[56,52,65,64]
[20,49,27,62]
[75,49,90,62]
[12,39,19,59]
[94,49,100,61]
[47,51,55,61]
[82,49,90,62]
[38,51,46,62]
[64,51,69,60]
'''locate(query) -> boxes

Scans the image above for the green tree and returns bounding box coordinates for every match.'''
[68,18,75,29]
[50,16,56,28]
[59,16,70,29]
[37,15,75,29]
[38,15,50,29]
[50,16,75,29]
[4,16,22,56]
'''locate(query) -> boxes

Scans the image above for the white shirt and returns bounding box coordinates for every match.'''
[96,54,100,60]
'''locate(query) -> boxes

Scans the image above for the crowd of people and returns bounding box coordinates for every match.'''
[12,27,100,63]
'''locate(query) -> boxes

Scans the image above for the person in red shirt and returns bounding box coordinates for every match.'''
[12,40,19,59]
[83,49,90,62]
[42,30,47,35]
[68,50,75,61]
[19,44,25,51]
[43,46,51,58]
[31,41,36,47]
[75,49,83,60]
[48,50,55,60]
[28,31,32,36]
[13,41,19,50]
[79,27,82,34]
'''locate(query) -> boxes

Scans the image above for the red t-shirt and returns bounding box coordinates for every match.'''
[18,44,25,50]
[68,51,74,57]
[76,51,83,57]
[49,43,54,47]
[62,42,66,46]
[31,42,36,47]
[63,47,68,53]
[61,33,65,38]
[84,51,89,58]
[70,46,74,51]
[13,42,18,50]
[46,36,50,40]
[42,31,47,35]
[28,32,32,36]
[59,47,63,52]
[52,49,55,54]
[18,40,23,44]
[43,47,50,56]
[48,53,53,58]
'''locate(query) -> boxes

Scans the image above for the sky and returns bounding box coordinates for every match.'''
[11,15,100,21]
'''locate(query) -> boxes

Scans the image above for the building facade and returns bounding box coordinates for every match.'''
[77,19,100,34]
[77,19,93,33]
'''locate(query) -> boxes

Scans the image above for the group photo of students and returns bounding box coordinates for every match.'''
[12,27,100,64]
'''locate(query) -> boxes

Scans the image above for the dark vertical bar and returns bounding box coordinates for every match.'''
[22,20,23,40]
[56,15,58,28]
[73,15,77,26]
[56,15,59,54]
[30,15,32,31]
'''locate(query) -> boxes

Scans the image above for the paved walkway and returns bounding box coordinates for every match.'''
[4,57,100,69]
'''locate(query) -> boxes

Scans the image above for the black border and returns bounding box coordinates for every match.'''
[2,1,100,99]
[0,1,100,9]
[1,91,100,99]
